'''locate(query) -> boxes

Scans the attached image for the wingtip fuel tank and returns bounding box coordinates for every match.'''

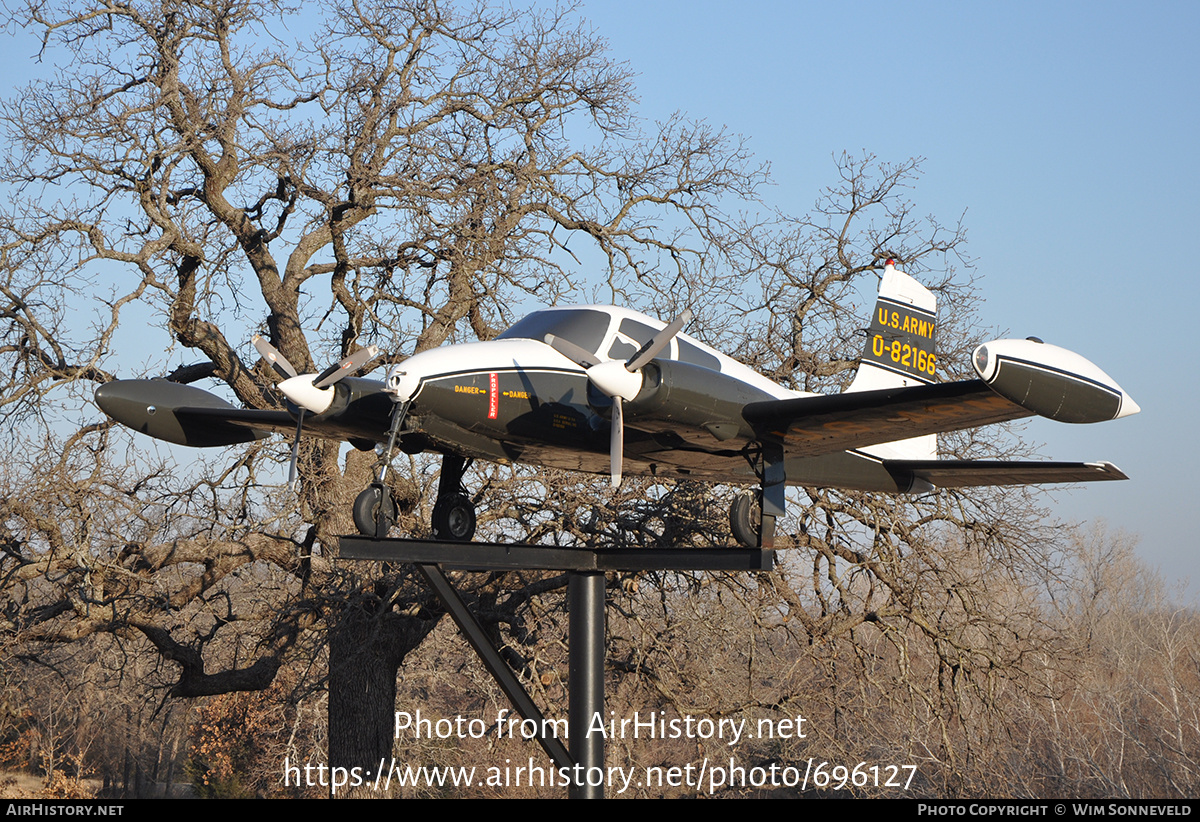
[972,338,1139,423]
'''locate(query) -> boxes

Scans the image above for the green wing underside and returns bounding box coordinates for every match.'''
[176,406,293,439]
[178,406,389,445]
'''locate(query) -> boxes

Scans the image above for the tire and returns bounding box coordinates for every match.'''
[353,484,396,538]
[729,490,761,548]
[432,492,476,542]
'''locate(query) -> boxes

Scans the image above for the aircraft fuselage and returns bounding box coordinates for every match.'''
[385,336,913,491]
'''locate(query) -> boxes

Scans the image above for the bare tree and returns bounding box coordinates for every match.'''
[0,0,774,791]
[1,0,1143,800]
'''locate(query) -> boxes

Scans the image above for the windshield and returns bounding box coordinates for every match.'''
[496,308,612,356]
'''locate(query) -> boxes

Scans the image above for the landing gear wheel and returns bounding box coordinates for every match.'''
[432,492,476,542]
[730,490,762,548]
[354,483,396,538]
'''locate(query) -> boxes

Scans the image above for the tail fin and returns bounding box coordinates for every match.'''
[847,260,938,460]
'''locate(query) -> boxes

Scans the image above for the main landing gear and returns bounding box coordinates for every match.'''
[729,442,786,549]
[430,455,476,542]
[353,453,477,541]
[729,490,762,548]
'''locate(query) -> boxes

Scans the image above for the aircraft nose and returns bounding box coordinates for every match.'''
[386,360,421,402]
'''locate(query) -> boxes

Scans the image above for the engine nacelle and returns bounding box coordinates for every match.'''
[972,338,1139,423]
[625,359,778,441]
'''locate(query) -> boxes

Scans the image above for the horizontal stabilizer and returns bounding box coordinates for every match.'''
[885,459,1128,489]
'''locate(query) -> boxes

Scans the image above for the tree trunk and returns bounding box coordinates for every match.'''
[328,604,439,798]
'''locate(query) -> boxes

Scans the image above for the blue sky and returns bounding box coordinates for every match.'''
[2,2,1195,593]
[574,0,1197,592]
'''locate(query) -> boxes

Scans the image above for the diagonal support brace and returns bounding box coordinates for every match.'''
[415,564,574,771]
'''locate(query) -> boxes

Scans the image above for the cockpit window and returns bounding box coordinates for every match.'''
[500,308,724,371]
[609,318,722,371]
[608,318,658,360]
[496,308,612,355]
[678,339,721,371]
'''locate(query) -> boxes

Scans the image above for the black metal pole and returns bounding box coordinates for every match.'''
[568,571,605,799]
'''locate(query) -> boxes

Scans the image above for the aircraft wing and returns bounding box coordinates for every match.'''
[742,379,1034,458]
[94,379,392,448]
[191,403,393,446]
[175,406,298,440]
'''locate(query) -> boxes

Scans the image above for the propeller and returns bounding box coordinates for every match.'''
[252,334,381,489]
[545,308,692,487]
[610,393,623,488]
[274,344,381,414]
[542,334,601,368]
[311,345,382,389]
[253,334,298,379]
[626,310,692,372]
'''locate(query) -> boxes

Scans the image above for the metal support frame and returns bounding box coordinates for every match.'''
[340,538,773,571]
[340,536,773,798]
[568,572,605,799]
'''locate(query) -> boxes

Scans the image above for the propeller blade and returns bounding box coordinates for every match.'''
[625,309,693,372]
[287,408,305,491]
[312,345,381,388]
[252,334,298,379]
[610,396,624,488]
[544,333,602,368]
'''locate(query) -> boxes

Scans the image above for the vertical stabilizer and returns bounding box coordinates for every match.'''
[848,260,938,460]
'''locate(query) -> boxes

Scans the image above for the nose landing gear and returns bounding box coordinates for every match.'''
[354,483,396,539]
[354,399,476,542]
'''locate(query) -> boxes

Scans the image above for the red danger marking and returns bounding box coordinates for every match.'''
[488,372,499,419]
